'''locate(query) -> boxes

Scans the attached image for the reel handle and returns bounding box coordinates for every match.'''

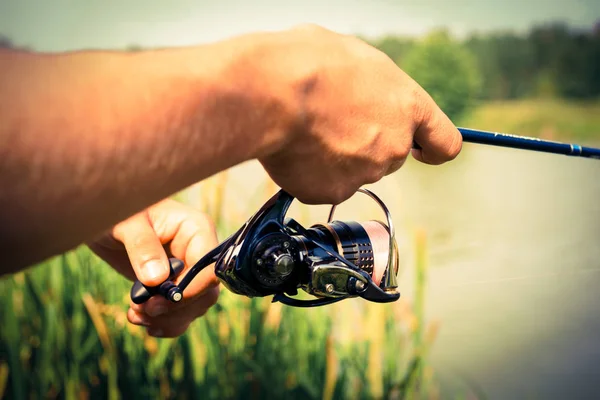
[130,258,185,304]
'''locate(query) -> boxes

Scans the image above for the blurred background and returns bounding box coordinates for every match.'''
[1,1,599,399]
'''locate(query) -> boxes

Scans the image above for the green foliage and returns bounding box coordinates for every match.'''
[0,199,447,399]
[552,33,600,99]
[465,32,535,99]
[369,22,600,104]
[464,23,600,100]
[400,30,482,122]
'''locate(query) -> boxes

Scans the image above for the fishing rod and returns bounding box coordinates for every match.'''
[414,127,600,159]
[131,127,600,309]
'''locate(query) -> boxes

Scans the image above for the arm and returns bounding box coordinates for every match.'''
[0,33,296,273]
[0,25,462,275]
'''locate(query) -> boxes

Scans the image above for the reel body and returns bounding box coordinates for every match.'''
[130,189,400,307]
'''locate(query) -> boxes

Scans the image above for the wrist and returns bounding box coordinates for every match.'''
[204,32,308,160]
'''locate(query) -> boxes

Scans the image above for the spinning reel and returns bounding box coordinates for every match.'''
[130,188,400,307]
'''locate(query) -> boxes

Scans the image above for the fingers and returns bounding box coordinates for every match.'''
[147,199,220,294]
[128,284,220,338]
[133,265,218,318]
[112,213,171,287]
[125,200,221,336]
[149,201,219,270]
[411,92,463,165]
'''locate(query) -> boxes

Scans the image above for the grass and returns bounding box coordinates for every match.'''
[0,173,443,400]
[458,98,600,144]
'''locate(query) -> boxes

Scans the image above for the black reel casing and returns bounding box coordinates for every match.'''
[130,189,401,308]
[213,190,301,299]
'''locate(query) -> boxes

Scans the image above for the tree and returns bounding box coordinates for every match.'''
[553,32,600,99]
[401,30,482,122]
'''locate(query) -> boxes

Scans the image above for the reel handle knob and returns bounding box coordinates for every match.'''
[130,258,185,304]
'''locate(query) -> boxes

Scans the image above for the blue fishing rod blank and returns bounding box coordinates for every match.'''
[456,127,600,159]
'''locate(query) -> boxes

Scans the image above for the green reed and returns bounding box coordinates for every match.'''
[0,179,440,400]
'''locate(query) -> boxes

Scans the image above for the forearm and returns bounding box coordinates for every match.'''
[0,35,298,273]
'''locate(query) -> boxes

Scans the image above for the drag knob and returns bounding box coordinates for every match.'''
[251,233,299,287]
[272,253,294,276]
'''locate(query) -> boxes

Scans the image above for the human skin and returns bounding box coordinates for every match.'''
[88,199,220,338]
[0,24,461,336]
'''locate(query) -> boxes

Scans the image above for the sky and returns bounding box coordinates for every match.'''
[0,0,599,52]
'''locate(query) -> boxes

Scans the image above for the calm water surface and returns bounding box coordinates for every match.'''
[388,143,600,399]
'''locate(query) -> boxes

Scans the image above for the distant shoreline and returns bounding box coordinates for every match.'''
[459,98,600,145]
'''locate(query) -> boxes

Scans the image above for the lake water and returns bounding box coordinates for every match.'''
[216,141,600,399]
[387,143,600,399]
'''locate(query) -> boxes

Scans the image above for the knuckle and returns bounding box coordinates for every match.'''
[392,141,412,161]
[112,211,149,238]
[128,242,164,268]
[129,234,154,249]
[364,166,386,184]
[110,223,129,243]
[185,214,217,239]
[386,158,407,175]
[330,186,356,205]
[406,86,429,128]
[198,212,217,233]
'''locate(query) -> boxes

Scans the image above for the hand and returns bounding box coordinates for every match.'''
[252,24,463,204]
[88,199,219,338]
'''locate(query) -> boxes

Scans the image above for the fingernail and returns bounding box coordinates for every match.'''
[147,305,168,317]
[147,328,164,337]
[143,260,168,282]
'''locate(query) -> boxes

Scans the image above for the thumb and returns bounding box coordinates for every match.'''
[411,92,463,165]
[113,212,171,287]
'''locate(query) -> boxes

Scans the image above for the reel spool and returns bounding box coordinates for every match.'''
[130,188,401,307]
